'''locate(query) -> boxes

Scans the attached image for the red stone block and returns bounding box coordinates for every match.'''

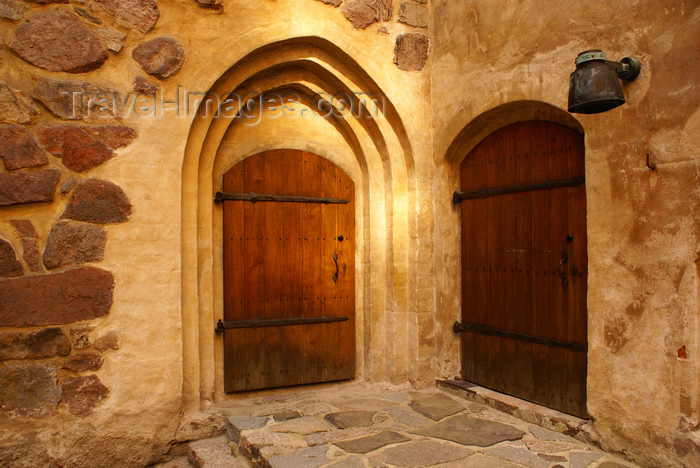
[81,125,137,150]
[10,219,38,238]
[0,169,59,206]
[0,362,60,418]
[394,33,430,71]
[132,37,185,80]
[95,0,159,34]
[61,179,131,224]
[0,328,71,361]
[0,267,114,326]
[38,126,113,173]
[61,374,109,415]
[63,353,103,372]
[0,125,48,170]
[0,238,23,278]
[9,8,108,73]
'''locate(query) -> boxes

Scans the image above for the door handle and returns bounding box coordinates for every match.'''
[332,252,339,283]
[558,248,569,290]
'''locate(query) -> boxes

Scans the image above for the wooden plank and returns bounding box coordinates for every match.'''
[262,150,285,388]
[460,161,475,381]
[566,130,588,417]
[223,162,246,392]
[469,127,497,387]
[484,129,503,391]
[336,167,356,380]
[464,138,491,387]
[243,154,267,390]
[499,124,518,397]
[301,153,324,383]
[546,123,570,412]
[530,121,552,410]
[513,123,535,404]
[280,150,305,386]
[320,158,339,381]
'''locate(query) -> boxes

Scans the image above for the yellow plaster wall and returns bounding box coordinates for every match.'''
[430,1,699,466]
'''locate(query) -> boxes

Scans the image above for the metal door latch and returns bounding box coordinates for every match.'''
[559,249,569,290]
[332,252,339,283]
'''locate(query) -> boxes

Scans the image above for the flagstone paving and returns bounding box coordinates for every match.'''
[154,383,641,468]
[368,440,473,467]
[271,416,332,435]
[411,413,526,447]
[334,430,410,454]
[325,411,378,429]
[408,392,465,421]
[272,410,302,422]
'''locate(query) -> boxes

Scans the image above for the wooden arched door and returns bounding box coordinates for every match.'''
[220,149,355,392]
[454,121,588,417]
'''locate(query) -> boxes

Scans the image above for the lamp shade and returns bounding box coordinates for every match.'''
[568,50,625,114]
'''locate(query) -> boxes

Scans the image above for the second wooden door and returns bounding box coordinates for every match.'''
[458,121,588,417]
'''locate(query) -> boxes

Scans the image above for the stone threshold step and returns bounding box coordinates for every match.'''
[187,435,252,468]
[437,379,600,446]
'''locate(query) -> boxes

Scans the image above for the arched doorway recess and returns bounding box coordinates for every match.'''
[181,36,424,408]
[455,120,588,417]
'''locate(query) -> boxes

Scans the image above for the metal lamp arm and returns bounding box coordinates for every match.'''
[608,57,642,81]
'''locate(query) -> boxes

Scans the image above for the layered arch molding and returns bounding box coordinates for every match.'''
[181,37,421,408]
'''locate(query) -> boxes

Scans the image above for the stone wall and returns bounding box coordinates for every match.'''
[0,1,152,465]
[430,1,699,467]
[0,0,438,465]
[1,0,202,465]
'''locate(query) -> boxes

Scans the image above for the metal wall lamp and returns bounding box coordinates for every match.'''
[568,49,642,114]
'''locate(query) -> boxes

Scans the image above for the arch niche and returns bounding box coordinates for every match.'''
[180,37,418,409]
[442,101,589,417]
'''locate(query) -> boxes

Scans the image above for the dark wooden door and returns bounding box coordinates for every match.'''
[458,121,588,417]
[222,149,355,392]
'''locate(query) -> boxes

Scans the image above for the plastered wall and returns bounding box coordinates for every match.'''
[430,1,699,466]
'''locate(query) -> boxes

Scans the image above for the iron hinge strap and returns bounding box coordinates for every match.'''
[453,321,587,352]
[215,192,349,204]
[216,316,349,332]
[453,177,585,204]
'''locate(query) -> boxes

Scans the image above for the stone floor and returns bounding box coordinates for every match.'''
[155,383,640,468]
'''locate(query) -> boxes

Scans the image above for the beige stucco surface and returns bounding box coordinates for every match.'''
[0,0,697,466]
[431,1,700,466]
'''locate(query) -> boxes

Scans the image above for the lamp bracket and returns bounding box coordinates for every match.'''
[610,57,642,81]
